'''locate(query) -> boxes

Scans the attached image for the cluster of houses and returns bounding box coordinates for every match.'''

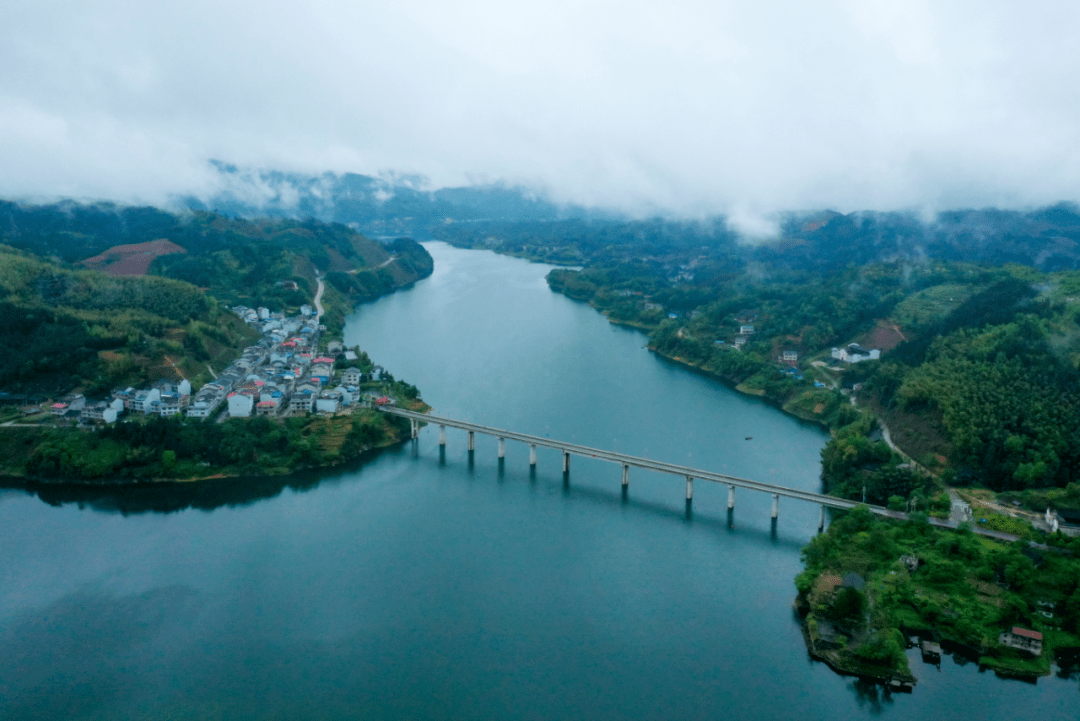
[42,304,388,427]
[711,317,758,351]
[235,303,316,329]
[185,306,373,420]
[46,377,193,426]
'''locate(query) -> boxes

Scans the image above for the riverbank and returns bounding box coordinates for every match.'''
[598,303,846,433]
[647,346,835,433]
[798,613,917,690]
[0,399,428,485]
[796,505,1080,685]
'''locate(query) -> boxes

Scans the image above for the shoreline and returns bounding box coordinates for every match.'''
[798,615,918,690]
[0,401,428,488]
[597,305,837,433]
[0,424,413,489]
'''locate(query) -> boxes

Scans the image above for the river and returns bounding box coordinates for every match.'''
[0,242,1074,719]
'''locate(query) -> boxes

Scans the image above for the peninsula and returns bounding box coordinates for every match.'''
[0,201,434,484]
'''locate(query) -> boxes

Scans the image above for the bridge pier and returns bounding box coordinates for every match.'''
[686,476,694,501]
[377,408,892,523]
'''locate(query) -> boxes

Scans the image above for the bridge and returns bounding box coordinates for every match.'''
[378,406,889,528]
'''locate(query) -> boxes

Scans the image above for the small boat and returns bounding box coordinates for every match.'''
[745,436,753,440]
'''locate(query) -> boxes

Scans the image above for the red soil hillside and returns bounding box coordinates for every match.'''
[865,320,907,352]
[80,239,187,276]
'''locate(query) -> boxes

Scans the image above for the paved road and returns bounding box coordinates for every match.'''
[314,273,326,319]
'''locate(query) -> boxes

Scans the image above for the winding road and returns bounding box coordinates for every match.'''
[314,273,325,320]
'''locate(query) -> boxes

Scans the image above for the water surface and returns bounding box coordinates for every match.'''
[0,243,1075,719]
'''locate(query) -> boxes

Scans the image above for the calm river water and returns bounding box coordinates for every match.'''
[0,242,1075,719]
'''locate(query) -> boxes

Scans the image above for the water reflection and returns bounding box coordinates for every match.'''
[847,679,897,715]
[0,444,402,515]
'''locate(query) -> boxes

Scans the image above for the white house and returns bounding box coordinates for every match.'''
[227,392,254,418]
[781,350,799,363]
[289,391,314,413]
[81,400,121,424]
[999,627,1043,656]
[831,344,881,364]
[342,367,362,386]
[131,388,161,414]
[255,400,278,417]
[157,396,184,417]
[740,325,755,335]
[154,378,191,397]
[315,392,341,414]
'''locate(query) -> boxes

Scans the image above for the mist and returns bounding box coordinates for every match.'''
[3,0,1080,217]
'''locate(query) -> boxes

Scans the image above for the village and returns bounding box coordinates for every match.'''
[30,303,394,428]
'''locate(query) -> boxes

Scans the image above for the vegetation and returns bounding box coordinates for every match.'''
[436,203,1080,513]
[0,380,427,481]
[0,199,435,484]
[0,200,434,335]
[544,251,1080,514]
[0,246,258,395]
[797,507,1080,680]
[459,208,1080,688]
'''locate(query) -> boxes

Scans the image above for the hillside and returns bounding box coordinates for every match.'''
[545,251,1080,520]
[0,201,434,333]
[433,202,1080,273]
[0,246,258,395]
[80,239,187,276]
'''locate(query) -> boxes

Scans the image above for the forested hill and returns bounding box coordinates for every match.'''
[0,200,434,332]
[182,163,609,238]
[432,202,1080,272]
[0,246,258,395]
[543,251,1080,518]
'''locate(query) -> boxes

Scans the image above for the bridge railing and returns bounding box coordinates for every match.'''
[377,405,889,518]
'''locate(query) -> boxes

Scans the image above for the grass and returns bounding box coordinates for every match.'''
[890,283,986,329]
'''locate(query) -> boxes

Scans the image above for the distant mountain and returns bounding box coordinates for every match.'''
[185,162,614,238]
[769,203,1080,271]
[431,202,1080,272]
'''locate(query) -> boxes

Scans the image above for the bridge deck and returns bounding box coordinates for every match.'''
[379,406,888,514]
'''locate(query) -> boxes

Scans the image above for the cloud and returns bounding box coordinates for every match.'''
[726,208,780,243]
[2,0,1080,216]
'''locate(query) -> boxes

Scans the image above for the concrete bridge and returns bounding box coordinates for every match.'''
[378,406,890,528]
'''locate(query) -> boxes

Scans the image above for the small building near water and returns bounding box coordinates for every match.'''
[999,627,1043,656]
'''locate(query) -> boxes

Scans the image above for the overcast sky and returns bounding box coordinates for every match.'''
[3,0,1080,219]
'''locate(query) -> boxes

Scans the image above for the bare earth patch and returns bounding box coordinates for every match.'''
[80,239,187,276]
